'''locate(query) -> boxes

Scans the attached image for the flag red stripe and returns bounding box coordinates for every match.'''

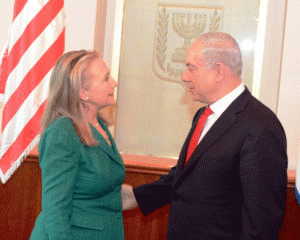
[0,49,9,94]
[1,30,65,130]
[13,0,28,20]
[0,101,46,173]
[5,0,63,81]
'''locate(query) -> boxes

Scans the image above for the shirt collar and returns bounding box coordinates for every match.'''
[209,83,245,117]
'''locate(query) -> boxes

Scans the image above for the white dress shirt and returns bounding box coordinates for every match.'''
[198,83,245,143]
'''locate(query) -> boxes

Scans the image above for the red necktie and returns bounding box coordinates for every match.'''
[185,106,213,166]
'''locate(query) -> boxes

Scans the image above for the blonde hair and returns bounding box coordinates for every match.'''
[198,32,243,77]
[41,50,101,146]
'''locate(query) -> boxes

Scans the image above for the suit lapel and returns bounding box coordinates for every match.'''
[183,111,237,169]
[173,88,252,186]
[93,120,124,167]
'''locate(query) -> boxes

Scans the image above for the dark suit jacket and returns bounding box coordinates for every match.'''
[134,88,287,240]
[30,117,125,240]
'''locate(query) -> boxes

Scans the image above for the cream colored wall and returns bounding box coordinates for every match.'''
[277,0,300,170]
[0,1,13,55]
[1,0,300,170]
[64,0,98,51]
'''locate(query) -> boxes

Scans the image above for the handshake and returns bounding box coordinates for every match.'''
[121,184,138,210]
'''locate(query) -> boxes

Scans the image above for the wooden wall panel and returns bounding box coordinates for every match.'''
[0,156,41,240]
[0,155,299,239]
[279,185,300,239]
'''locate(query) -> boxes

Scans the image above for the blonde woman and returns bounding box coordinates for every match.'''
[30,50,125,240]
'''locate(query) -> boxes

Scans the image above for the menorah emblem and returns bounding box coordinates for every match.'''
[153,4,223,83]
[172,13,206,62]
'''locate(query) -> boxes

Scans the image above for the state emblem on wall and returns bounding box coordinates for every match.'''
[153,4,223,83]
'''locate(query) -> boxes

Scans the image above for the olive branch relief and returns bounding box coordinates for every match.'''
[156,7,168,71]
[210,9,221,32]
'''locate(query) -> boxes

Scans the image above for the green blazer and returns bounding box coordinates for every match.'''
[30,117,125,240]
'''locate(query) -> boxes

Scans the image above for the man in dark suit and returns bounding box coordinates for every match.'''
[122,32,287,239]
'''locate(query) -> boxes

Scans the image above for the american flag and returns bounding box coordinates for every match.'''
[0,0,65,183]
